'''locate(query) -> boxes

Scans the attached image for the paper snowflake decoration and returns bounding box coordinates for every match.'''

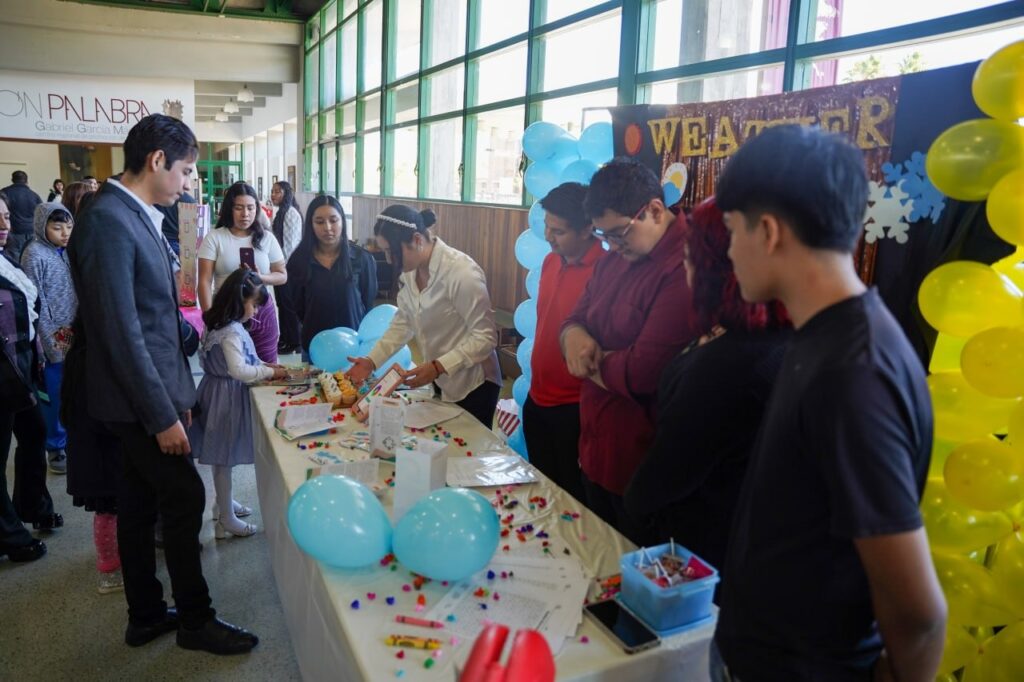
[864,181,913,244]
[880,151,946,224]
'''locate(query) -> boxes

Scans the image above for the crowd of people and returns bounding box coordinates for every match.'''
[0,114,947,679]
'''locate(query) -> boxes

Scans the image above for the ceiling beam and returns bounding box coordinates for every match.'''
[196,95,267,108]
[194,81,284,96]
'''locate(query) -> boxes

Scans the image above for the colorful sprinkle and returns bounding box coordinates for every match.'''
[350,600,360,609]
[367,592,377,600]
[580,636,590,643]
[486,570,495,580]
[402,584,412,592]
[396,650,405,659]
[395,669,405,678]
[416,594,426,606]
[424,658,435,669]
[449,636,460,646]
[446,614,456,622]
[386,596,396,606]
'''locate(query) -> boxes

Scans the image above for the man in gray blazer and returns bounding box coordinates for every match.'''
[68,114,257,655]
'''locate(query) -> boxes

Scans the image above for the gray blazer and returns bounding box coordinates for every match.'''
[67,181,195,435]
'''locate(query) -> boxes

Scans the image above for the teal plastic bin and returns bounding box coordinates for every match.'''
[619,543,719,632]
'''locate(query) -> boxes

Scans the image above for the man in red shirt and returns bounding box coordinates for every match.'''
[523,182,605,504]
[561,158,698,542]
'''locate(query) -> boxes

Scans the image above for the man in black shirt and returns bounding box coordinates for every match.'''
[2,171,42,262]
[711,125,946,682]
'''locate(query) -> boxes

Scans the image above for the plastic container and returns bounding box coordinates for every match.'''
[619,543,719,632]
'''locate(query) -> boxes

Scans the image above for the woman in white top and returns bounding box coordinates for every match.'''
[198,182,287,363]
[346,205,501,427]
[270,181,303,354]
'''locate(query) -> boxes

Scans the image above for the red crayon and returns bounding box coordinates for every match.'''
[394,614,445,629]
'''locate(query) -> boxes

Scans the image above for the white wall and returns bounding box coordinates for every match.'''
[194,121,243,144]
[0,141,60,193]
[241,83,300,140]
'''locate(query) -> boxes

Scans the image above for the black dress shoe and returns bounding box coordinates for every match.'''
[177,617,259,655]
[125,607,179,647]
[0,539,47,562]
[31,513,64,531]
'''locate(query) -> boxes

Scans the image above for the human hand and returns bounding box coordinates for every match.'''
[271,366,289,380]
[156,420,191,456]
[402,360,443,389]
[563,327,601,378]
[345,356,375,383]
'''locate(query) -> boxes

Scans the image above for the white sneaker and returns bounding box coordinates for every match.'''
[98,568,124,594]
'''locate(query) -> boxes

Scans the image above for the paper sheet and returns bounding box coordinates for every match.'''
[274,404,335,440]
[445,454,537,487]
[403,401,464,429]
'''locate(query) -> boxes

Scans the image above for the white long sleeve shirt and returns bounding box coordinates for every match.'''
[203,323,275,384]
[281,206,303,262]
[367,237,501,402]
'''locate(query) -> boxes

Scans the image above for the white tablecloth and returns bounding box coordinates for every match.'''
[250,385,714,681]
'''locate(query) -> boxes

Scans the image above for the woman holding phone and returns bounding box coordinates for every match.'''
[198,182,287,362]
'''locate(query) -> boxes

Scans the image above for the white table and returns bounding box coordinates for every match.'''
[250,385,714,681]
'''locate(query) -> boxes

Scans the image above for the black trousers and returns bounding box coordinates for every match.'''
[275,280,301,349]
[455,381,501,429]
[581,474,655,547]
[0,403,53,547]
[521,396,585,504]
[107,421,213,628]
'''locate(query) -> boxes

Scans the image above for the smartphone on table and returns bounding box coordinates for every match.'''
[239,246,257,271]
[583,599,661,654]
[353,364,405,421]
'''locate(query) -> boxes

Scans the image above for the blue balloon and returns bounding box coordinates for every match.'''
[525,158,572,199]
[528,200,546,239]
[512,375,530,407]
[358,304,397,339]
[551,134,579,162]
[287,475,393,568]
[514,231,551,270]
[663,181,682,207]
[522,121,568,162]
[309,329,360,372]
[514,299,537,338]
[578,122,613,164]
[356,338,376,359]
[507,425,529,459]
[374,345,413,377]
[336,326,359,339]
[392,488,499,581]
[561,159,599,185]
[516,337,533,376]
[525,268,542,299]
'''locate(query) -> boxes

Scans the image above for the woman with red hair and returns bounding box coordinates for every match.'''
[623,198,790,573]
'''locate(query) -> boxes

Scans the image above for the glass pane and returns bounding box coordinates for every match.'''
[305,115,318,143]
[646,0,790,71]
[362,131,381,194]
[340,141,356,192]
[341,19,358,100]
[389,82,419,125]
[472,105,524,205]
[424,117,463,201]
[323,0,337,31]
[304,146,320,192]
[322,32,337,107]
[538,88,617,136]
[425,64,464,115]
[362,92,382,130]
[320,110,337,140]
[543,0,604,24]
[541,11,620,91]
[473,43,527,106]
[323,144,338,195]
[390,126,419,198]
[304,46,319,114]
[362,0,384,92]
[428,0,467,66]
[799,23,1024,88]
[342,102,357,135]
[339,195,354,218]
[805,0,1009,42]
[392,0,421,81]
[476,0,529,49]
[642,65,785,104]
[342,0,357,20]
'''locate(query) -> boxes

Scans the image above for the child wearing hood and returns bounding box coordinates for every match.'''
[21,203,76,475]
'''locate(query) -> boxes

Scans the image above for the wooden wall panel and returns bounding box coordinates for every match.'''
[352,196,528,316]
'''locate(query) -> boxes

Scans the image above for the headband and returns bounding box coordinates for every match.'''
[376,213,417,229]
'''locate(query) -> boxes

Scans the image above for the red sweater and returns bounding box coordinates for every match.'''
[529,240,606,407]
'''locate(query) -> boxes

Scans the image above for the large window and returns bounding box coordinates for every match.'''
[304,0,1024,203]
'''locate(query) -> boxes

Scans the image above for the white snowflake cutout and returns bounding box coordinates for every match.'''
[863,181,912,244]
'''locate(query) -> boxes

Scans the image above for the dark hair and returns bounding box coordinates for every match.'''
[583,157,662,221]
[62,182,93,218]
[11,171,27,184]
[684,198,789,333]
[52,179,63,190]
[46,208,73,225]
[216,182,266,249]
[290,195,351,284]
[0,190,9,206]
[83,175,96,182]
[715,125,868,252]
[373,205,436,275]
[540,182,590,231]
[271,180,300,246]
[122,114,199,175]
[203,268,269,331]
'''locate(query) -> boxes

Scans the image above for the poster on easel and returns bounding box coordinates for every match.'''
[178,202,208,307]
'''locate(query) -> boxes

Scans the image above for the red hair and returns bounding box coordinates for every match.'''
[683,198,789,333]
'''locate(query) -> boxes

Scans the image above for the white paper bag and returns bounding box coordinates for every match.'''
[393,438,448,520]
[369,396,405,458]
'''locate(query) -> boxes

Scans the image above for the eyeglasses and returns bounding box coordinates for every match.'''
[592,203,647,245]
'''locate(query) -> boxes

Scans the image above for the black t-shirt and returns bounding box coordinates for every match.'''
[623,328,791,573]
[714,289,932,682]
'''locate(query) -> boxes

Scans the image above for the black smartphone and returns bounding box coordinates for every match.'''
[583,599,660,654]
[239,246,257,271]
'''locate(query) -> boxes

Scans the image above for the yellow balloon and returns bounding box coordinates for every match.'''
[929,333,967,373]
[926,119,1024,201]
[929,371,1017,441]
[932,553,1016,626]
[1008,402,1024,453]
[990,535,1024,618]
[944,439,1024,511]
[987,169,1024,248]
[929,439,959,478]
[921,478,1013,553]
[962,327,1024,398]
[962,622,1024,682]
[939,623,982,675]
[918,261,1024,338]
[972,39,1024,121]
